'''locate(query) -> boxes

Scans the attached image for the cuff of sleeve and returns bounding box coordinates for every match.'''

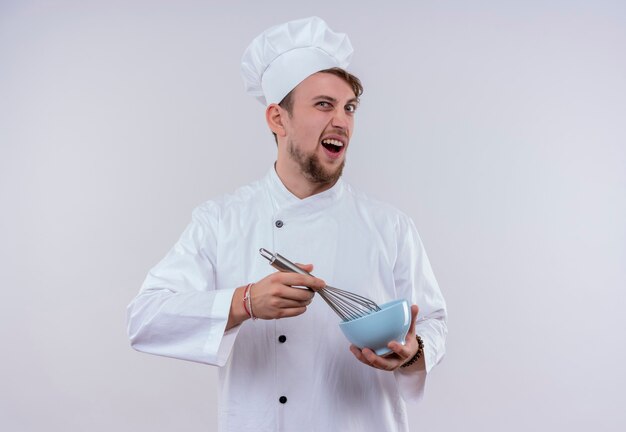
[394,333,442,402]
[203,287,242,366]
[395,365,427,402]
[419,328,446,374]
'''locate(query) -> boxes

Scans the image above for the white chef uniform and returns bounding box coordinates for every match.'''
[127,166,447,432]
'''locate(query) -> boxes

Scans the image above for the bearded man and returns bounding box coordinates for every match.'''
[127,16,447,432]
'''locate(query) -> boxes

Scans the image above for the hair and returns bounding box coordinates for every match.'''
[271,67,363,144]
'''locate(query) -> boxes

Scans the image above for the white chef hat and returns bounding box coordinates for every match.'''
[241,16,353,105]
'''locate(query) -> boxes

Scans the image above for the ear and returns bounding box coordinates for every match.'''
[266,104,287,138]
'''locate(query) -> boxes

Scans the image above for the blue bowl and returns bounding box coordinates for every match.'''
[338,299,411,356]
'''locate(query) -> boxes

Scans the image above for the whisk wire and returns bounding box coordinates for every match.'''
[320,286,381,321]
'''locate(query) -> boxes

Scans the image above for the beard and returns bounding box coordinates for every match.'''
[288,139,345,185]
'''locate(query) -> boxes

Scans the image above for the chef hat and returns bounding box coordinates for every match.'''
[241,16,353,105]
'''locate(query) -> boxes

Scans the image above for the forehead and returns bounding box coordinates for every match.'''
[291,72,356,102]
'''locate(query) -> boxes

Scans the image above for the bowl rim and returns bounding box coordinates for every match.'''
[337,298,409,326]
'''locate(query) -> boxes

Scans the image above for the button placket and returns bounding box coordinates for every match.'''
[273,211,293,413]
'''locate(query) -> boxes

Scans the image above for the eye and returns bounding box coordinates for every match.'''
[345,103,357,113]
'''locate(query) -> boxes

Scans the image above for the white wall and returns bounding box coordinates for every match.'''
[1,0,624,430]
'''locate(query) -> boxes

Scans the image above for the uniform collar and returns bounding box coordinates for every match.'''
[265,164,344,214]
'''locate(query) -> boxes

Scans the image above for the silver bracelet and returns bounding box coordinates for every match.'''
[246,283,257,320]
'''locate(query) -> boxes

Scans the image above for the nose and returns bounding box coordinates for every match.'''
[331,109,350,132]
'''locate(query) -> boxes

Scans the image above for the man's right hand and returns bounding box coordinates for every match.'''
[226,264,325,329]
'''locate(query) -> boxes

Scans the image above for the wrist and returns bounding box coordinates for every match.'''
[400,335,424,369]
[226,286,249,330]
[242,283,257,320]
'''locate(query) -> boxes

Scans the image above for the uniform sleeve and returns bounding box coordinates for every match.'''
[126,203,241,366]
[393,215,448,401]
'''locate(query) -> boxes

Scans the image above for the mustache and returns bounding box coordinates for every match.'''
[322,129,349,138]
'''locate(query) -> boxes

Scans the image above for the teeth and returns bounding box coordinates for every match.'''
[322,138,344,147]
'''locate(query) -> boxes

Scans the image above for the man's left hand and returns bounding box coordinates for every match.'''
[349,304,420,372]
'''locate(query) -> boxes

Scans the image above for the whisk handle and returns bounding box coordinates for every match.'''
[259,248,312,276]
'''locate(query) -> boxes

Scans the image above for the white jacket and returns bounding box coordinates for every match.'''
[127,167,447,432]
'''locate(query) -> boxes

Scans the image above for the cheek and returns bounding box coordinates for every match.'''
[301,123,324,143]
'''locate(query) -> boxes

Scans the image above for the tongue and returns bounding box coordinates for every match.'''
[322,143,340,153]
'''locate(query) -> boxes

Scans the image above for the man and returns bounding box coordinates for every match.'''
[127,17,447,432]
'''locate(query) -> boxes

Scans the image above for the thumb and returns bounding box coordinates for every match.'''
[408,304,419,336]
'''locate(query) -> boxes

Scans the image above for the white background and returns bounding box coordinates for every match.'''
[1,0,625,430]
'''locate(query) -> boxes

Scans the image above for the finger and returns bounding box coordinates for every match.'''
[295,263,314,272]
[276,272,326,291]
[278,286,316,301]
[361,348,398,370]
[272,297,313,309]
[349,345,372,366]
[353,346,404,371]
[387,340,412,360]
[275,306,308,318]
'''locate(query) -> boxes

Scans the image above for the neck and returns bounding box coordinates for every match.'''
[274,159,337,199]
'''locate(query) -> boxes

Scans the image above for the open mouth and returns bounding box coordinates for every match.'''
[321,138,344,154]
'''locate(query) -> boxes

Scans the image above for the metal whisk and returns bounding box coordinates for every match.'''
[259,248,381,322]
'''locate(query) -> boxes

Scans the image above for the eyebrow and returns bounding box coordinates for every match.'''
[312,95,360,105]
